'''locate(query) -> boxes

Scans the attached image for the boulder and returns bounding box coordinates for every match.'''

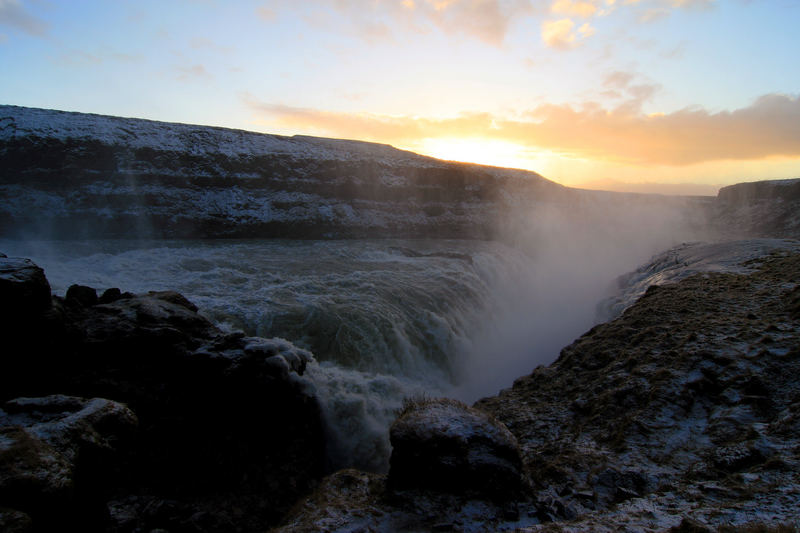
[0,256,51,318]
[388,398,523,500]
[65,284,98,307]
[0,395,137,530]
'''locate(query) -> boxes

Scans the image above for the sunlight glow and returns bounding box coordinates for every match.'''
[416,137,537,170]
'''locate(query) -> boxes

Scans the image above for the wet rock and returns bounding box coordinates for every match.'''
[98,287,122,304]
[0,395,137,530]
[388,398,522,500]
[66,284,98,307]
[589,468,650,506]
[669,517,714,533]
[0,256,51,318]
[242,337,313,376]
[0,258,327,530]
[0,508,32,533]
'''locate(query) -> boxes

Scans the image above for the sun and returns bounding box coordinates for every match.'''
[414,137,537,171]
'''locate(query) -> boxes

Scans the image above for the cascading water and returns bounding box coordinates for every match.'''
[0,228,694,471]
[0,239,559,471]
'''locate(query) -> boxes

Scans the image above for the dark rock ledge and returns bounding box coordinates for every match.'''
[0,254,325,532]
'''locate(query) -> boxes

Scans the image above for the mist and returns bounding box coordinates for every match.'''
[453,190,714,402]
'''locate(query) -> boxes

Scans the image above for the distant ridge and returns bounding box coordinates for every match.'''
[3,104,797,241]
[0,104,564,240]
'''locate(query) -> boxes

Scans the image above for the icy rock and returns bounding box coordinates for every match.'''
[0,395,137,529]
[65,284,98,307]
[0,257,51,317]
[0,258,327,530]
[98,287,123,304]
[243,337,313,375]
[589,468,650,506]
[388,398,522,500]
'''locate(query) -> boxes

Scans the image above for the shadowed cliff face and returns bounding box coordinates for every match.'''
[0,104,718,245]
[713,179,800,238]
[0,105,567,240]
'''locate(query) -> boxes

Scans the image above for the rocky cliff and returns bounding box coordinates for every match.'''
[713,179,800,239]
[0,105,567,240]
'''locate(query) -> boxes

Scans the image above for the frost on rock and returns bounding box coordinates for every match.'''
[598,238,800,321]
[388,397,523,500]
[0,104,562,240]
[0,395,137,527]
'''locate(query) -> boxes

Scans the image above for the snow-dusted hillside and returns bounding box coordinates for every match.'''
[0,105,567,239]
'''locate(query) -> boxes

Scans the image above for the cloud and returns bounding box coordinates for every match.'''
[176,64,213,81]
[670,0,715,9]
[601,70,661,113]
[550,0,599,18]
[603,70,636,89]
[245,93,800,166]
[257,0,536,46]
[54,49,143,67]
[577,21,595,37]
[423,0,534,45]
[638,0,715,22]
[0,0,47,36]
[541,18,577,49]
[638,7,669,22]
[256,0,716,47]
[541,17,595,49]
[257,6,277,21]
[189,36,234,54]
[660,41,686,59]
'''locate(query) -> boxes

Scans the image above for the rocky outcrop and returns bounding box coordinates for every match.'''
[0,255,51,317]
[713,179,800,238]
[597,239,800,321]
[0,395,137,531]
[0,255,326,531]
[388,398,523,499]
[276,399,527,532]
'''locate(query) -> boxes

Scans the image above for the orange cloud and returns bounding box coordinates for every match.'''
[541,17,595,49]
[256,0,536,46]
[257,0,716,47]
[246,93,800,167]
[550,0,598,18]
[541,18,577,49]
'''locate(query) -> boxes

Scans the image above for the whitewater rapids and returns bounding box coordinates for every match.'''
[0,238,628,471]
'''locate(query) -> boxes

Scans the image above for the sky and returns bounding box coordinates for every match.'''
[1,0,799,194]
